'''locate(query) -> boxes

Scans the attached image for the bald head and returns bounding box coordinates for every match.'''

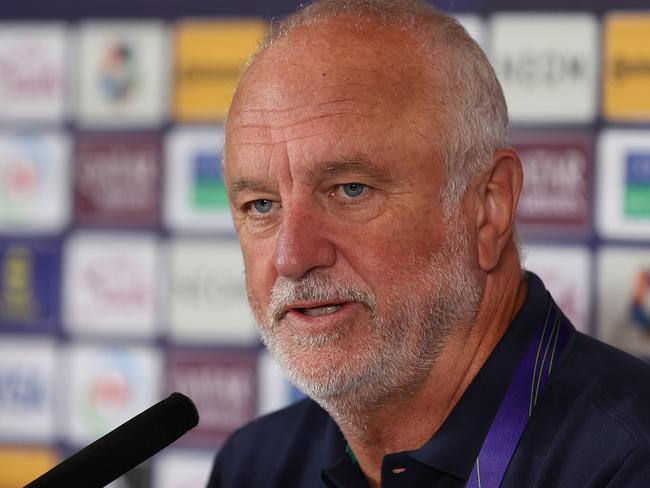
[230,0,508,214]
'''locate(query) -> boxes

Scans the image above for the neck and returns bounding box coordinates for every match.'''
[327,252,527,488]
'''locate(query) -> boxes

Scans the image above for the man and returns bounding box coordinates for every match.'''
[208,1,650,486]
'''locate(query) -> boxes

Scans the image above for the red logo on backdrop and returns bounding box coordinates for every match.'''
[512,132,592,236]
[1,157,38,203]
[74,133,161,228]
[166,349,257,446]
[89,370,130,411]
[83,256,150,309]
[0,42,59,98]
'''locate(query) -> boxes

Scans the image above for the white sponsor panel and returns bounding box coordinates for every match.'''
[490,13,598,123]
[0,337,57,442]
[257,350,303,416]
[454,14,485,48]
[597,130,650,240]
[0,132,70,233]
[164,126,233,232]
[64,232,160,338]
[597,247,650,358]
[0,23,67,123]
[64,342,162,445]
[523,245,591,333]
[168,239,257,343]
[76,21,167,126]
[152,450,214,488]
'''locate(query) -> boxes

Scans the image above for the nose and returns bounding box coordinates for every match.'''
[273,206,337,279]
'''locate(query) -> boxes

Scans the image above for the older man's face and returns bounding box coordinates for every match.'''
[225,23,481,405]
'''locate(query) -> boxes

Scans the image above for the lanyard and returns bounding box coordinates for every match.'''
[467,301,572,488]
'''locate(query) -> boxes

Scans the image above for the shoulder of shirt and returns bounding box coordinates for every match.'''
[554,331,650,445]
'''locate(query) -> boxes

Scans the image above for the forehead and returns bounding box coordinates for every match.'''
[225,20,441,181]
[231,19,436,120]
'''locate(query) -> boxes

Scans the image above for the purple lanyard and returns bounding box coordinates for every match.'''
[467,302,571,488]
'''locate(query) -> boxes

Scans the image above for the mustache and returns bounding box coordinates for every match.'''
[267,273,376,323]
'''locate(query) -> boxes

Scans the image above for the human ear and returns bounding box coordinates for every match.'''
[472,149,523,272]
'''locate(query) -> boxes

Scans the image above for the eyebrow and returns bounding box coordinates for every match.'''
[227,155,394,198]
[306,155,394,184]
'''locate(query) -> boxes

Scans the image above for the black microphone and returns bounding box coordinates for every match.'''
[26,392,199,488]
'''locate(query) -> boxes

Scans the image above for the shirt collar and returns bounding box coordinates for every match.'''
[322,272,553,483]
[408,271,551,479]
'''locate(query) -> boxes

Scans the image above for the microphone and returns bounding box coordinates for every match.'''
[26,392,199,488]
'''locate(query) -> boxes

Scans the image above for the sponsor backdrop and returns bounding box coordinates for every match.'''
[0,1,648,486]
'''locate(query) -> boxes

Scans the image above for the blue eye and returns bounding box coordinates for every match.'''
[252,199,273,213]
[342,183,365,198]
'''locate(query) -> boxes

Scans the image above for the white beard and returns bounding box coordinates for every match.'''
[249,220,482,430]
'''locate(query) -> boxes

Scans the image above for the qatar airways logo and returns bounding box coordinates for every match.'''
[167,351,257,442]
[78,151,158,210]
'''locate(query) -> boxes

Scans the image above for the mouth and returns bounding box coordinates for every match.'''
[295,304,343,317]
[282,301,347,319]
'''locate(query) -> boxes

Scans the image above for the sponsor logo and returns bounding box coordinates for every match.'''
[82,255,150,310]
[0,246,38,322]
[64,233,158,337]
[164,127,233,232]
[75,133,161,227]
[166,350,257,445]
[491,14,597,122]
[520,148,587,219]
[0,241,59,331]
[79,349,135,433]
[77,21,166,126]
[1,154,39,206]
[597,248,650,356]
[99,41,137,103]
[67,344,161,444]
[173,21,266,120]
[0,42,59,97]
[168,240,256,343]
[499,49,587,88]
[0,365,47,412]
[0,24,66,122]
[174,266,245,304]
[0,132,70,232]
[597,130,650,240]
[513,134,591,234]
[625,153,650,218]
[192,150,227,210]
[0,340,56,442]
[614,59,650,81]
[603,14,650,120]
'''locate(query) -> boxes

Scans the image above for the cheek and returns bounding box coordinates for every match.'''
[334,213,443,289]
[241,239,276,307]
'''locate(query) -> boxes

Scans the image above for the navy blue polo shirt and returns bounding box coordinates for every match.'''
[208,273,650,487]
